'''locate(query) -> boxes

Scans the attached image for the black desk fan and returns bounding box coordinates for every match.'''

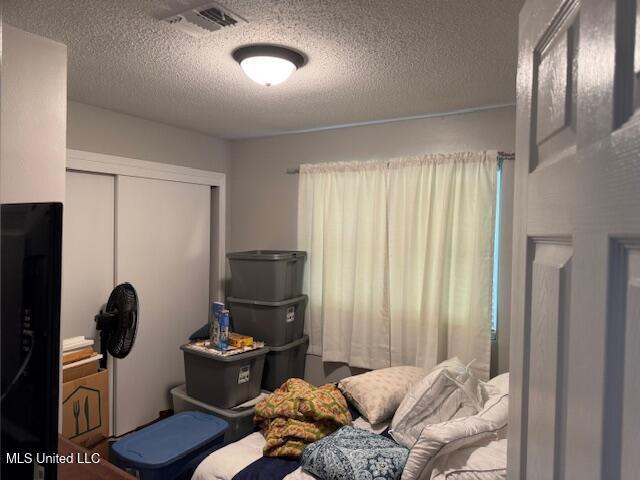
[95,283,139,368]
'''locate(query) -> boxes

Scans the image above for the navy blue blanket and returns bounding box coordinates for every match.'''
[232,457,300,480]
[232,403,391,480]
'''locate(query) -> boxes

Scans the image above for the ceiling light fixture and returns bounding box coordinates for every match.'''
[232,45,306,87]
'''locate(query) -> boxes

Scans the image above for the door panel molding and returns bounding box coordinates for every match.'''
[605,238,640,479]
[530,0,580,171]
[525,238,572,480]
[613,0,639,128]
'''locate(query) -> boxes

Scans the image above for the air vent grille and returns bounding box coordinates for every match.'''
[196,6,238,27]
[160,2,246,37]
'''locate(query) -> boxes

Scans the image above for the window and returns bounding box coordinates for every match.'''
[298,151,502,376]
[491,160,503,339]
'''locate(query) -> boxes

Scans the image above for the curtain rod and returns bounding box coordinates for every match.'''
[286,152,515,174]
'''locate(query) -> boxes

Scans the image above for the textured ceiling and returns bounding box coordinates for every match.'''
[5,0,523,139]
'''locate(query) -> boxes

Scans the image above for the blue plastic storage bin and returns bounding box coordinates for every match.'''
[111,411,228,480]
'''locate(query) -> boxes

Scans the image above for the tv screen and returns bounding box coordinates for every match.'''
[1,203,63,480]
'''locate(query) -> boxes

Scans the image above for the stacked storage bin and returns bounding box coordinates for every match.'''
[178,344,270,444]
[171,384,267,445]
[111,412,227,479]
[226,251,309,391]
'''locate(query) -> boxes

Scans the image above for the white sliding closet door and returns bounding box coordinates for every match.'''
[61,171,116,433]
[62,171,115,341]
[114,176,210,435]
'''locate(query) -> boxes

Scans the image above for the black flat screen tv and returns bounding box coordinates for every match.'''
[1,202,63,480]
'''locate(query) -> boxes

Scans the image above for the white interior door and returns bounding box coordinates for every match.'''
[509,0,640,479]
[62,171,115,340]
[114,176,210,435]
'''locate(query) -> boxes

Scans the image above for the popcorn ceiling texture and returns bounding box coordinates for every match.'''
[5,0,523,139]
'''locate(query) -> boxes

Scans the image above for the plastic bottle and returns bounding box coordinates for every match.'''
[209,302,225,349]
[218,310,230,351]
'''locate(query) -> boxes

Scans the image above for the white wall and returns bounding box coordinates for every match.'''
[67,101,230,173]
[229,106,516,383]
[1,25,66,203]
[229,107,515,249]
[0,24,68,432]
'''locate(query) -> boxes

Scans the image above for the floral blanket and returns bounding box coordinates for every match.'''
[254,378,352,458]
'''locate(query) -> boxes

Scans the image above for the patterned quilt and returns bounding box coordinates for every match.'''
[301,426,409,480]
[254,378,352,458]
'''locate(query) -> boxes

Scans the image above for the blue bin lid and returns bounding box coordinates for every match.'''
[112,411,228,468]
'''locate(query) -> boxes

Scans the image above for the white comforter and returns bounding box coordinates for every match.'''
[192,417,389,480]
[429,438,507,480]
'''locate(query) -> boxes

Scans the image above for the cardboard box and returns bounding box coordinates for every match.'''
[62,369,109,446]
[63,358,99,382]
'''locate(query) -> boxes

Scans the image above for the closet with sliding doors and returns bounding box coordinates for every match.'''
[62,149,226,436]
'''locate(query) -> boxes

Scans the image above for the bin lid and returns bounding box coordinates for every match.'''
[267,335,310,352]
[226,250,307,261]
[111,412,229,468]
[171,384,269,418]
[111,411,228,468]
[226,294,308,307]
[180,343,270,362]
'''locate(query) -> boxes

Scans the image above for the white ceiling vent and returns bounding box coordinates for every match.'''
[162,2,246,37]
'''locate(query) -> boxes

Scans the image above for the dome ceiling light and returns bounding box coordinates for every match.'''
[232,45,306,87]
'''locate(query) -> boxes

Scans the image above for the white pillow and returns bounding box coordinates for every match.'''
[390,358,483,448]
[480,371,510,401]
[337,366,427,424]
[401,373,509,480]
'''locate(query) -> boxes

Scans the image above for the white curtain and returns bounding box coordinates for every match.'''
[298,151,498,379]
[387,153,497,378]
[297,161,391,370]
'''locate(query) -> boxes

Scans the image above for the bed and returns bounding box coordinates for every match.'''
[192,415,388,480]
[191,363,509,480]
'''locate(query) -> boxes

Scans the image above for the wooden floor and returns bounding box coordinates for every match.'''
[58,436,134,480]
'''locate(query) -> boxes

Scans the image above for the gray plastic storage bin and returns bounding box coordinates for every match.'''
[227,295,307,347]
[181,344,269,409]
[227,250,307,301]
[262,335,309,391]
[171,384,264,444]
